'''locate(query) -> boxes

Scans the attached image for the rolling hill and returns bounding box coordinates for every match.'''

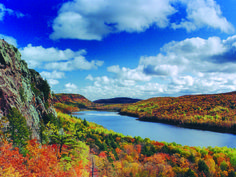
[120,92,236,133]
[93,97,142,104]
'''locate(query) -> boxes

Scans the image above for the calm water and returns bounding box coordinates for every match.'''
[74,111,236,148]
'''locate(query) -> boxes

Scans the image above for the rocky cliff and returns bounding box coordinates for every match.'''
[0,39,56,139]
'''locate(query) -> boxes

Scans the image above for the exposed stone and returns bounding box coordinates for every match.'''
[0,39,56,139]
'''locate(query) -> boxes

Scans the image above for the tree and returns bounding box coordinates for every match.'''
[185,168,195,177]
[39,79,50,102]
[7,107,30,149]
[83,118,89,127]
[198,159,210,176]
[49,128,78,158]
[43,113,59,126]
[39,119,46,144]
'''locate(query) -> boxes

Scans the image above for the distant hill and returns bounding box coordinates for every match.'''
[53,93,94,108]
[53,93,96,113]
[93,97,142,104]
[53,95,140,112]
[120,91,236,133]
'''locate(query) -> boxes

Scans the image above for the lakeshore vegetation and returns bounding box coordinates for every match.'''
[120,92,236,134]
[1,108,236,176]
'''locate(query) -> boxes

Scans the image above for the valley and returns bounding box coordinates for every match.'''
[1,40,236,176]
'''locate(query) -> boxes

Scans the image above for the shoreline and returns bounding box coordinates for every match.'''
[119,111,236,135]
[71,109,236,135]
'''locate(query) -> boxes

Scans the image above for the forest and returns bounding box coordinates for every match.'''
[1,106,236,176]
[53,93,125,114]
[120,92,236,134]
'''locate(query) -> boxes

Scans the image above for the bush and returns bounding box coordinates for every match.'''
[19,86,26,102]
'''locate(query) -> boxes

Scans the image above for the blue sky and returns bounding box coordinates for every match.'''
[1,0,236,100]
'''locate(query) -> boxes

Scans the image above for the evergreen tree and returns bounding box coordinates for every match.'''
[198,159,210,176]
[39,79,50,102]
[7,107,30,148]
[83,118,89,127]
[39,119,47,144]
[49,129,78,158]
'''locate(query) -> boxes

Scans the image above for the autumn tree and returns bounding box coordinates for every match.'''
[49,128,78,158]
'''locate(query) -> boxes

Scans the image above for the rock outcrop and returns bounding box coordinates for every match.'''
[0,39,56,139]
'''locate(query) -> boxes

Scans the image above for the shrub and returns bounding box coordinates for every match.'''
[19,86,26,102]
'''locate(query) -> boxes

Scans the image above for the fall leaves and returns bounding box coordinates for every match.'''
[0,140,85,176]
[121,93,236,133]
[1,109,236,176]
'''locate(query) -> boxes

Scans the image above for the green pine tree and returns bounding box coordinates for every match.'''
[49,128,79,158]
[7,107,30,148]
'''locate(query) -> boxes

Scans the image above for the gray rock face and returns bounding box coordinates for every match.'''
[0,39,56,139]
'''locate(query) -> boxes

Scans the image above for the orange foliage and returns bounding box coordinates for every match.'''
[121,92,236,133]
[99,151,107,158]
[0,141,28,176]
[0,140,85,176]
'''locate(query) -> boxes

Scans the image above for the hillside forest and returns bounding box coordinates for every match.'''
[1,39,236,177]
[1,92,236,176]
[120,92,236,134]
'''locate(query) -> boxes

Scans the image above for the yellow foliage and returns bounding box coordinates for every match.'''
[0,165,23,177]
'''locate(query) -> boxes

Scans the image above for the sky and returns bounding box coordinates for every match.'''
[1,0,236,101]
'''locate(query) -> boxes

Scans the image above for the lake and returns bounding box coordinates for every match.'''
[74,111,236,148]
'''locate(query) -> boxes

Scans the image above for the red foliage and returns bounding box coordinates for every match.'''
[99,151,107,158]
[0,140,85,176]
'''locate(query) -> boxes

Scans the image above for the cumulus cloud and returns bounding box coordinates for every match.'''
[141,36,236,75]
[0,3,24,21]
[44,56,104,71]
[40,71,65,85]
[64,83,78,93]
[82,35,236,100]
[107,65,151,81]
[171,0,234,33]
[139,35,236,95]
[0,34,18,47]
[81,77,166,100]
[47,79,59,86]
[20,44,103,70]
[50,0,175,40]
[40,71,65,79]
[50,0,233,40]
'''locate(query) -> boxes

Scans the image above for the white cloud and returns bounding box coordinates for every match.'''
[50,0,176,40]
[81,79,166,101]
[171,75,194,86]
[47,79,59,86]
[85,74,94,81]
[0,34,18,47]
[107,65,151,81]
[64,83,78,93]
[0,3,24,21]
[20,44,103,71]
[141,36,236,75]
[82,35,236,100]
[50,0,233,40]
[81,71,171,100]
[171,0,234,33]
[40,71,65,79]
[44,56,104,71]
[40,71,65,86]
